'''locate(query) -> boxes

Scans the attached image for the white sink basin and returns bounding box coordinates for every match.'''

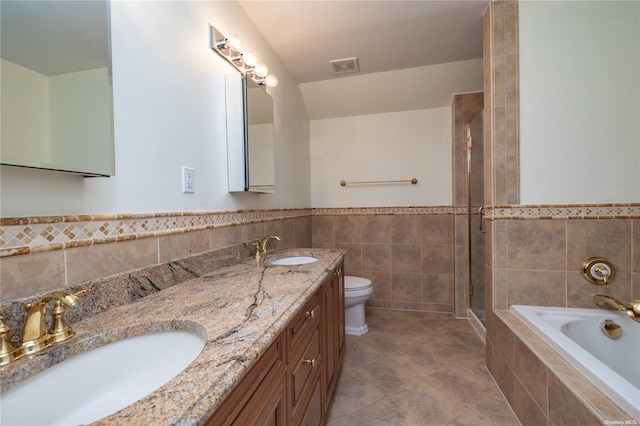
[1,329,206,426]
[269,256,319,266]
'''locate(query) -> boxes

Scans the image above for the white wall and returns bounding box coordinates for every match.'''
[519,1,640,204]
[0,1,311,217]
[310,107,452,207]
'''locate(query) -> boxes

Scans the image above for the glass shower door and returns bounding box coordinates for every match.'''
[468,112,486,324]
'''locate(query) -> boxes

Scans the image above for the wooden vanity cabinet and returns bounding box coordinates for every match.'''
[206,262,345,426]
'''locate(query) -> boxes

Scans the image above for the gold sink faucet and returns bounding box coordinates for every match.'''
[20,290,85,356]
[593,294,640,323]
[0,290,84,366]
[253,235,280,263]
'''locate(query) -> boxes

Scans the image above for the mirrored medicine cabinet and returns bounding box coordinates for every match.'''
[0,0,115,177]
[225,73,275,194]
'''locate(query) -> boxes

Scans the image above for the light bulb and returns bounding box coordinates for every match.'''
[265,74,279,88]
[227,34,242,51]
[242,50,258,67]
[254,63,269,78]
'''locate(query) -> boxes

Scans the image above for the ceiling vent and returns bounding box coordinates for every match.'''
[329,57,359,75]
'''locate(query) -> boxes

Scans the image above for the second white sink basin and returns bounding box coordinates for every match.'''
[270,256,319,266]
[1,329,206,426]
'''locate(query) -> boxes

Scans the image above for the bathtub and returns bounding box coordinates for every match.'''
[510,305,640,419]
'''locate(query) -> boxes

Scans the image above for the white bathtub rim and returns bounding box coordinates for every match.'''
[510,304,640,420]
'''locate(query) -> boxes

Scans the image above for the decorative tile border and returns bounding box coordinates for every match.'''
[313,204,640,219]
[312,206,455,216]
[486,203,640,220]
[0,209,311,258]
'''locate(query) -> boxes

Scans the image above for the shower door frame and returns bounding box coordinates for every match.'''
[451,92,484,319]
[467,113,486,324]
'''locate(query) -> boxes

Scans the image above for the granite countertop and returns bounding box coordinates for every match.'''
[1,248,345,425]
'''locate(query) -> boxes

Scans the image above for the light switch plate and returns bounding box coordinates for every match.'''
[182,167,195,193]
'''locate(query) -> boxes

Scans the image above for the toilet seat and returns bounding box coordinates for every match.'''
[345,276,371,291]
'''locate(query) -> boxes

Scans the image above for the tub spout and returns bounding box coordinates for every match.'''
[593,294,640,323]
[593,294,626,311]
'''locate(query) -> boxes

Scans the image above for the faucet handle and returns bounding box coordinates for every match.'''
[47,301,74,343]
[48,290,85,344]
[582,257,615,287]
[0,316,22,366]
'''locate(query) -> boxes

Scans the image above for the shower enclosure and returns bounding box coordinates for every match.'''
[467,112,486,324]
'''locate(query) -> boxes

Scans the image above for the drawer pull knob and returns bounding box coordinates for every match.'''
[305,310,315,318]
[303,358,316,367]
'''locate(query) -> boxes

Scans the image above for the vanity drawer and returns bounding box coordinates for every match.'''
[287,292,320,354]
[289,326,322,421]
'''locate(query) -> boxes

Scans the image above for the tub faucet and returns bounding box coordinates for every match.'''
[593,294,640,323]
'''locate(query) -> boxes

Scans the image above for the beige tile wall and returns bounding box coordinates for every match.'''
[312,208,455,313]
[0,211,311,302]
[492,217,638,309]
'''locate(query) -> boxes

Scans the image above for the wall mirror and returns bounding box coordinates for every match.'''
[0,0,115,177]
[225,73,275,193]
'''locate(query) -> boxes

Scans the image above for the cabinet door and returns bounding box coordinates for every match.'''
[322,263,344,409]
[336,266,345,364]
[206,334,284,426]
[322,272,336,403]
[234,367,287,426]
[300,372,323,426]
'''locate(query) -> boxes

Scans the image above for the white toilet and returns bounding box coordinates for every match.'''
[344,276,373,336]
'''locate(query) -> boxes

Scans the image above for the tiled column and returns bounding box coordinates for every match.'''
[484,0,519,323]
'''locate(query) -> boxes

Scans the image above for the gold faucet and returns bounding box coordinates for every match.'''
[593,294,640,323]
[0,290,85,366]
[253,235,280,263]
[20,290,85,356]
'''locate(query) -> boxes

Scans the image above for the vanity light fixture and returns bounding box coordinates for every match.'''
[242,50,258,67]
[209,25,278,88]
[264,74,279,88]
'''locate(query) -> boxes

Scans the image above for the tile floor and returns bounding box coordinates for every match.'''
[325,308,520,425]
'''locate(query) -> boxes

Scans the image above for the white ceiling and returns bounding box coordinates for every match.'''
[238,0,488,84]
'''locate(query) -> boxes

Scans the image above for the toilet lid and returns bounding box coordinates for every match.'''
[345,276,372,290]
